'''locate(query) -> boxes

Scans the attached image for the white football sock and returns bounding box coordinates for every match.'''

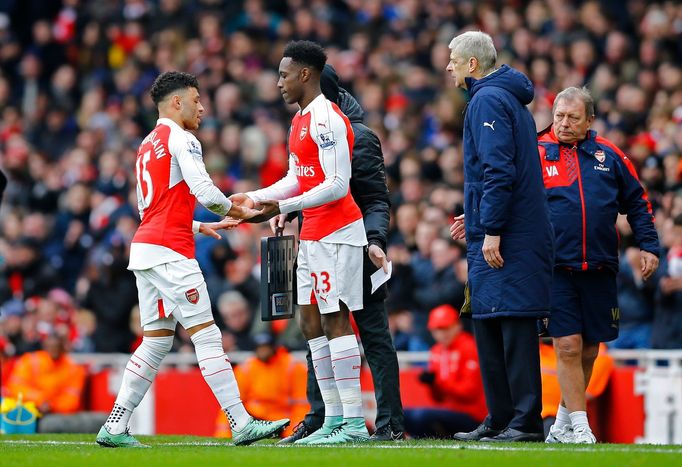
[107,335,173,434]
[556,404,571,429]
[328,334,363,420]
[309,336,343,418]
[569,410,590,431]
[191,325,250,431]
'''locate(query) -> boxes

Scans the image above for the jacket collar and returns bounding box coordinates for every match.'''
[464,65,506,96]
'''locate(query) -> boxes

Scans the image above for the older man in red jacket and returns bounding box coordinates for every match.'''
[403,305,487,438]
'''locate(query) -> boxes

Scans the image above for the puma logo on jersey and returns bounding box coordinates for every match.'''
[546,166,559,177]
[483,120,495,131]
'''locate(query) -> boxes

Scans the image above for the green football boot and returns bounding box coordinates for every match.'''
[96,426,149,448]
[294,415,344,445]
[232,417,290,446]
[304,418,370,445]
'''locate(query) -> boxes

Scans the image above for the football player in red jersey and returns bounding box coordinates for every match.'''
[233,41,370,444]
[97,71,289,448]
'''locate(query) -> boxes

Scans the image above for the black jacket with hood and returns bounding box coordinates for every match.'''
[321,65,391,302]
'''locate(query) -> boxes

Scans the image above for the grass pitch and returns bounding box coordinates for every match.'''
[2,434,681,467]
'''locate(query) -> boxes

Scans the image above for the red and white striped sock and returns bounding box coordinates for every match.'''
[329,334,363,420]
[107,335,173,434]
[191,325,250,431]
[309,336,343,417]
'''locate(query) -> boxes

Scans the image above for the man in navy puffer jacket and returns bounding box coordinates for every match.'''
[448,31,554,443]
[538,87,659,444]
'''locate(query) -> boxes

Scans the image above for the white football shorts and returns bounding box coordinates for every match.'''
[134,259,213,331]
[296,240,364,314]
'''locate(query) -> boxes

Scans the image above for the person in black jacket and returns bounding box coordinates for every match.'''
[276,64,405,442]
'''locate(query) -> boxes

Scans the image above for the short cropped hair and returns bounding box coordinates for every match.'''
[553,87,595,118]
[150,71,199,105]
[448,31,497,74]
[283,40,327,72]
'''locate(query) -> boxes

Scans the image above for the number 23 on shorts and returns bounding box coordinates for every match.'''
[311,271,331,295]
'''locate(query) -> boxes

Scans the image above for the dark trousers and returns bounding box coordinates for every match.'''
[472,317,543,433]
[304,299,405,432]
[404,408,479,438]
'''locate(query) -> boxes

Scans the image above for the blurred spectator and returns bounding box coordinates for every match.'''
[412,236,465,323]
[0,237,59,303]
[79,244,136,353]
[214,333,308,439]
[386,302,430,352]
[403,305,486,438]
[207,242,260,312]
[611,247,656,349]
[4,333,86,414]
[652,214,682,349]
[0,298,41,356]
[216,290,257,351]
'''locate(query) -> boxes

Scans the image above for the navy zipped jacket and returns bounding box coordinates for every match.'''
[463,65,554,318]
[538,127,659,271]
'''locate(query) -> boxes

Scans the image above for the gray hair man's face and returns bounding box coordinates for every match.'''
[446,52,472,90]
[553,98,594,145]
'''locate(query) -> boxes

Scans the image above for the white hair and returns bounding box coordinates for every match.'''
[448,31,497,74]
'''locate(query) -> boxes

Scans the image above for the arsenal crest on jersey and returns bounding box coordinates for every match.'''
[185,288,200,304]
[299,126,308,140]
[595,150,606,164]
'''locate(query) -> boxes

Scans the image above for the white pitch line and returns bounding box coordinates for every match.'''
[1,439,681,454]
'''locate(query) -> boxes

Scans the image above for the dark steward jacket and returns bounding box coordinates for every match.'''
[340,89,391,303]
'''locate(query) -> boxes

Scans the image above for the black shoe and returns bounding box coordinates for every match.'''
[453,424,502,441]
[480,427,544,442]
[370,425,405,441]
[277,421,317,445]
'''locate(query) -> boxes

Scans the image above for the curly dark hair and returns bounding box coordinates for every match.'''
[149,71,199,105]
[283,40,327,72]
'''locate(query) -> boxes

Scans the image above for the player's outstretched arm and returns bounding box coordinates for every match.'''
[174,133,237,217]
[195,218,242,239]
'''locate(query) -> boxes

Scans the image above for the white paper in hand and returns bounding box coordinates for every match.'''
[370,261,393,294]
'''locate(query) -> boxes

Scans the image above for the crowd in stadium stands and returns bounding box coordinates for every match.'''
[1,0,682,371]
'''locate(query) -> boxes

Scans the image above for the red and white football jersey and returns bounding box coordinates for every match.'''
[248,94,366,245]
[128,118,232,270]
